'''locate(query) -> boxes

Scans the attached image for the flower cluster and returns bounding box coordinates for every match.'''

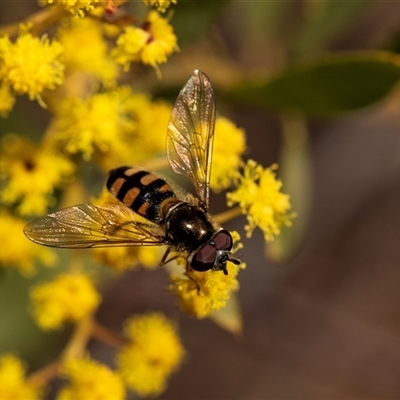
[0,0,295,397]
[0,354,43,400]
[0,28,64,108]
[30,273,100,330]
[58,357,125,400]
[117,312,185,397]
[57,17,118,86]
[0,209,55,275]
[0,134,75,216]
[211,117,247,191]
[170,232,245,318]
[227,160,294,242]
[39,0,100,17]
[112,11,178,72]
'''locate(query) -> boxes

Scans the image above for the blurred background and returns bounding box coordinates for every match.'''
[2,1,400,398]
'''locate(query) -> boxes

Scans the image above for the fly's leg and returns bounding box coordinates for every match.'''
[185,262,200,294]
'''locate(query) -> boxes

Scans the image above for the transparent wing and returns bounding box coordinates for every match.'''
[23,203,165,248]
[167,69,216,208]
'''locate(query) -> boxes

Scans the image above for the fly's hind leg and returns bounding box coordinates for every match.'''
[160,247,180,266]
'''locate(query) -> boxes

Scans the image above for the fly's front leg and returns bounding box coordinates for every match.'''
[185,262,200,294]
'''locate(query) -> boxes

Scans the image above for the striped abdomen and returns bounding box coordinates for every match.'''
[106,167,177,224]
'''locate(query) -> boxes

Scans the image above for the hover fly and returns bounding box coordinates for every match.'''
[24,70,240,275]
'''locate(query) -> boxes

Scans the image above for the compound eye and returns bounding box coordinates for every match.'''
[191,244,216,272]
[213,229,233,251]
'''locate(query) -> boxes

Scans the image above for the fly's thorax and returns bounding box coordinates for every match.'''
[106,166,177,223]
[164,202,216,253]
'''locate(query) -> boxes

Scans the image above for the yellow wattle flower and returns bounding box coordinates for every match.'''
[211,117,246,192]
[0,210,55,275]
[170,231,245,318]
[0,83,15,117]
[53,87,137,161]
[0,134,75,216]
[39,0,100,17]
[117,312,185,397]
[111,11,178,71]
[0,31,64,102]
[57,17,118,86]
[227,160,294,242]
[30,273,100,330]
[0,354,43,400]
[57,357,125,400]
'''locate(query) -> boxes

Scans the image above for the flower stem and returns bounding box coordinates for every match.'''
[61,316,94,360]
[91,320,129,347]
[25,317,128,386]
[26,360,61,387]
[214,206,242,224]
[0,7,68,37]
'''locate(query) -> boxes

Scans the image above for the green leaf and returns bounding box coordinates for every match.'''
[267,115,313,263]
[172,0,231,45]
[226,51,400,117]
[292,0,372,55]
[211,293,242,336]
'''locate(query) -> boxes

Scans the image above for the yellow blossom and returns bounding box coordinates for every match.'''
[57,357,125,400]
[211,117,246,192]
[53,87,136,160]
[117,312,185,397]
[144,0,177,12]
[94,245,163,271]
[0,210,55,275]
[0,134,75,216]
[227,159,293,242]
[170,232,244,318]
[96,93,171,170]
[0,354,43,400]
[135,99,172,158]
[57,18,118,86]
[112,11,178,71]
[111,27,147,69]
[0,83,15,117]
[0,31,64,101]
[30,273,100,330]
[39,0,99,17]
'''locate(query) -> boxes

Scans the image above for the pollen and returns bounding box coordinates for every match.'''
[116,312,185,397]
[30,273,100,330]
[227,159,294,242]
[57,357,125,400]
[0,30,64,102]
[0,354,43,400]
